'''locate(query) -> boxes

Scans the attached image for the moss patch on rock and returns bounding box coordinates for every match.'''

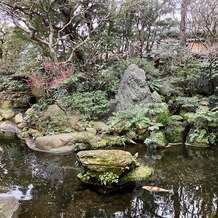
[119,165,153,184]
[144,131,168,148]
[165,115,185,144]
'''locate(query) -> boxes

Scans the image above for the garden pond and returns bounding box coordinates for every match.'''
[0,139,218,217]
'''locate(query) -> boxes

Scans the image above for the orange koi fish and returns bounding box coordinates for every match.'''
[142,185,173,194]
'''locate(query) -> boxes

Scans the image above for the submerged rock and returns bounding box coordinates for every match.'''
[0,131,17,140]
[0,121,21,139]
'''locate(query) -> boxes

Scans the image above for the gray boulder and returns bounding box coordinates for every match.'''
[115,64,152,111]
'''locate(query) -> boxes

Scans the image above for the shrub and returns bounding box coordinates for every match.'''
[98,172,119,186]
[60,91,114,119]
[108,103,169,133]
[0,76,25,91]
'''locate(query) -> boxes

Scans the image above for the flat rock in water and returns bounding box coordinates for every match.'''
[0,122,21,134]
[77,150,134,175]
[34,133,76,150]
[33,132,96,153]
[0,197,20,218]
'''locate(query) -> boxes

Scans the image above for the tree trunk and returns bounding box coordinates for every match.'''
[180,0,189,45]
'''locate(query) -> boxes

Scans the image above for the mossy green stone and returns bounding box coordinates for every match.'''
[186,128,210,147]
[150,131,167,148]
[90,135,125,149]
[77,150,134,175]
[120,165,153,184]
[165,117,185,143]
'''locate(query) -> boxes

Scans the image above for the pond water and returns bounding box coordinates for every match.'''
[0,140,218,218]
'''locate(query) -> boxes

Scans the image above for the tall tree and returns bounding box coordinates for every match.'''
[180,0,189,44]
[188,0,218,45]
[0,0,116,63]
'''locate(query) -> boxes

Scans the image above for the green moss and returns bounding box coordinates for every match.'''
[170,115,183,121]
[144,131,168,148]
[120,165,153,184]
[78,165,153,186]
[90,121,109,133]
[91,135,125,148]
[165,117,185,143]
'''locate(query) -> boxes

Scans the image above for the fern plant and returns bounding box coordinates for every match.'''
[108,103,169,133]
[98,172,119,186]
[185,106,218,145]
[60,91,114,119]
[185,106,218,127]
[175,96,200,112]
[108,106,151,133]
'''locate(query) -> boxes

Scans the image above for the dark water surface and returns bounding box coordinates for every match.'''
[0,140,218,218]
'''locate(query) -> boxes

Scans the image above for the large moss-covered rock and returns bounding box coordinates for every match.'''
[165,115,185,144]
[73,134,125,151]
[77,150,134,175]
[77,150,153,189]
[24,104,85,135]
[145,131,168,148]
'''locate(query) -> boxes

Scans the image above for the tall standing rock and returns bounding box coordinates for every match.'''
[115,64,152,111]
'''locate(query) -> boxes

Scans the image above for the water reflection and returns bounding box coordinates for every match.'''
[0,184,33,200]
[0,140,217,217]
